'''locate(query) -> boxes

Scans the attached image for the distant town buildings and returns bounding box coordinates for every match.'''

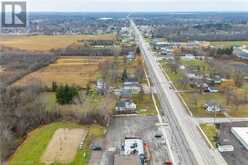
[234,47,248,60]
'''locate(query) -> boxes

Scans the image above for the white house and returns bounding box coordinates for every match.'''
[204,102,221,112]
[115,100,136,112]
[181,54,196,60]
[96,80,107,94]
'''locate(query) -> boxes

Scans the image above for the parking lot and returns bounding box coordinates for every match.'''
[219,122,248,165]
[89,116,169,165]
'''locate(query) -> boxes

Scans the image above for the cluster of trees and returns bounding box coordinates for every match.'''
[220,81,248,110]
[0,85,60,161]
[99,56,119,86]
[0,52,57,88]
[55,84,79,105]
[59,46,121,56]
[217,47,233,55]
[0,84,112,162]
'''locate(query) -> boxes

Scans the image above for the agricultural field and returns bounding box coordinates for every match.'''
[9,122,105,165]
[14,56,112,88]
[0,53,56,87]
[210,41,248,48]
[0,34,116,52]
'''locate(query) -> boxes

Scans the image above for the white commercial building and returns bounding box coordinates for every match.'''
[124,138,144,156]
[231,127,248,150]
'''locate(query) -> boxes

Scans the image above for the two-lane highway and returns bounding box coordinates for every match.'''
[130,19,227,165]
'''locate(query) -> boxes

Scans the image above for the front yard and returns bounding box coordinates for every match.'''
[160,58,248,117]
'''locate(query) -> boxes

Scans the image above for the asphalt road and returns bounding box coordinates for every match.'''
[130,19,227,165]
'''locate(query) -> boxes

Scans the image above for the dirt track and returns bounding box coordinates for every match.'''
[41,128,87,165]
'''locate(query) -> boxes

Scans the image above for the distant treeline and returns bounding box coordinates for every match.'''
[57,46,135,56]
[0,51,58,88]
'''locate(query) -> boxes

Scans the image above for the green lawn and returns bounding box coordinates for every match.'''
[181,93,226,117]
[133,94,157,116]
[200,124,218,147]
[160,60,192,90]
[160,59,226,117]
[210,41,248,47]
[9,122,105,165]
[180,59,209,72]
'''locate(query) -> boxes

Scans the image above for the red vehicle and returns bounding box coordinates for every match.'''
[165,160,173,165]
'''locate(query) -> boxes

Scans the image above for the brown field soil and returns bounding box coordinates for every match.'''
[0,34,116,51]
[13,56,111,88]
[41,128,87,165]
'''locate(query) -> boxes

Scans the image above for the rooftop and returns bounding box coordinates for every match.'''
[231,127,248,150]
[124,138,144,156]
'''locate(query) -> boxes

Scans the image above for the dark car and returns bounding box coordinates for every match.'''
[155,134,163,138]
[91,144,102,151]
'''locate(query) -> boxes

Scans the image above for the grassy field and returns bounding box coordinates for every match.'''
[160,60,192,90]
[200,124,218,147]
[0,34,116,51]
[210,41,248,47]
[14,56,113,88]
[9,122,105,165]
[38,91,116,114]
[38,92,56,111]
[181,59,209,72]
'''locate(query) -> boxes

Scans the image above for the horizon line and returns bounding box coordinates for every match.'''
[28,11,248,13]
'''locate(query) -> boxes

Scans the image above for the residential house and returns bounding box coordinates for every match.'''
[115,100,137,113]
[186,72,203,80]
[206,75,223,85]
[234,47,248,60]
[96,80,107,95]
[206,87,219,93]
[181,54,196,60]
[127,51,135,61]
[203,102,221,112]
[123,78,141,94]
[120,89,132,100]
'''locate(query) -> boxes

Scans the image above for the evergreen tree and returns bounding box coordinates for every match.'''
[56,84,79,105]
[121,69,128,82]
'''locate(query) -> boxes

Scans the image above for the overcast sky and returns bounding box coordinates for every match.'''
[2,0,248,12]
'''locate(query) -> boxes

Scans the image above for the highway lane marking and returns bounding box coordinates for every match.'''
[143,49,176,164]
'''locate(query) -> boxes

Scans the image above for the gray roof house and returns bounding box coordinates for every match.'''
[115,100,136,113]
[123,78,141,94]
[96,80,107,95]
